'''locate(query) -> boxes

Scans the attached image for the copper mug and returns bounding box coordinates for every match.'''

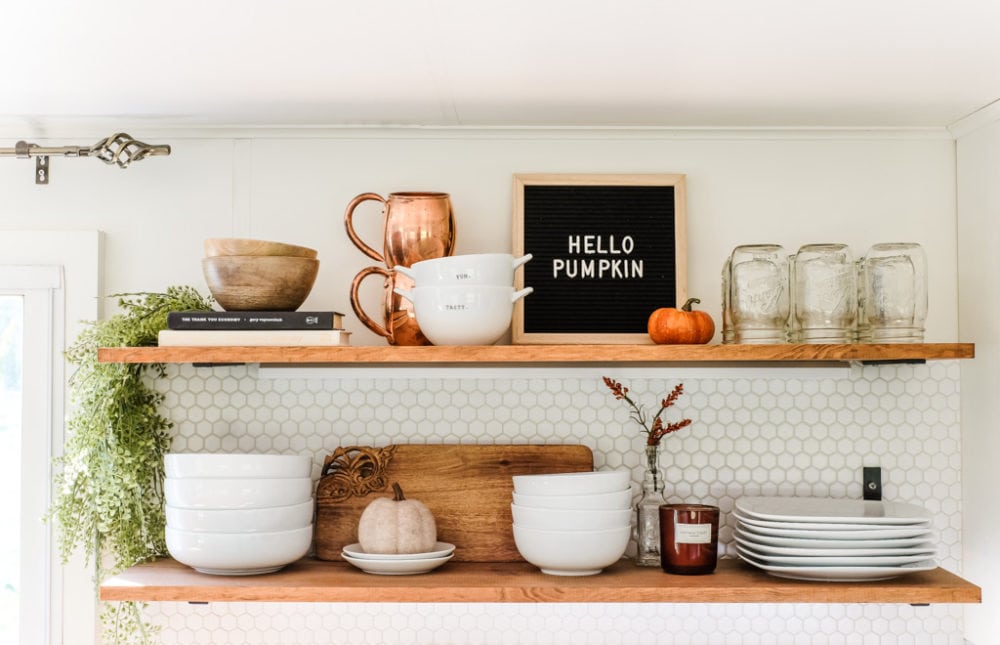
[344,192,457,268]
[349,266,430,346]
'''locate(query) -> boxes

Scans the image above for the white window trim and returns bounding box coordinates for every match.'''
[0,265,61,645]
[0,231,101,645]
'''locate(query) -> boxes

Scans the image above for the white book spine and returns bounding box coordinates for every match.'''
[158,329,351,347]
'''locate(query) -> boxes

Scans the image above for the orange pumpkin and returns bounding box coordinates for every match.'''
[647,298,716,344]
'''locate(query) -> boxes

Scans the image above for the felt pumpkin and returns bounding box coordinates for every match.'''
[357,482,437,554]
[648,298,716,345]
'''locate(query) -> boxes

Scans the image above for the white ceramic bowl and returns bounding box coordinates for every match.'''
[164,476,313,510]
[510,503,632,531]
[511,488,632,510]
[393,285,533,345]
[166,525,312,575]
[165,499,314,533]
[395,253,532,286]
[165,453,312,479]
[512,524,630,575]
[512,469,631,496]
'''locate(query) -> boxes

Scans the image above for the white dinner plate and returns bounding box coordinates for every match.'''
[736,543,936,567]
[733,510,930,532]
[341,552,454,575]
[734,520,933,541]
[737,548,937,582]
[735,525,936,550]
[341,542,456,561]
[734,532,936,558]
[736,497,932,525]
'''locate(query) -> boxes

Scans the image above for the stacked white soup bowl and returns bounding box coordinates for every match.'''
[393,253,533,345]
[510,469,632,576]
[164,453,314,575]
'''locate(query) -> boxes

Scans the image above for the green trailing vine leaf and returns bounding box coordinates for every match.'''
[49,286,213,644]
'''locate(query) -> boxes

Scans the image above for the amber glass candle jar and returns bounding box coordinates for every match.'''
[659,504,719,575]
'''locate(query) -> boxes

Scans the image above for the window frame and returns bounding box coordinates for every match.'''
[0,231,101,645]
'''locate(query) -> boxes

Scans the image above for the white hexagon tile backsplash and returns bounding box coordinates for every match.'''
[144,361,964,644]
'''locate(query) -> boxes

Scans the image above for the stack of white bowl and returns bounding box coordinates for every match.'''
[510,469,632,576]
[393,253,533,345]
[164,453,315,576]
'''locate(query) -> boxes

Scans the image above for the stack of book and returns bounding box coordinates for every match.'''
[157,311,350,346]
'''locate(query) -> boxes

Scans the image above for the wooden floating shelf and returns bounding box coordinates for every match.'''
[99,558,980,605]
[97,343,975,366]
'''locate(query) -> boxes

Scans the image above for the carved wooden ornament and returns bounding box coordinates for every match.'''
[317,445,397,503]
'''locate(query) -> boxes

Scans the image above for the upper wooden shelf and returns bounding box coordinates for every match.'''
[97,343,974,365]
[99,558,980,605]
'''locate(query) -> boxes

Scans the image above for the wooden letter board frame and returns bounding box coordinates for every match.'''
[512,173,687,344]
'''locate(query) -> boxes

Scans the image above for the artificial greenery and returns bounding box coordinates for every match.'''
[49,286,213,644]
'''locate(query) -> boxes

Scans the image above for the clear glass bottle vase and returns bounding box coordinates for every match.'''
[634,443,666,566]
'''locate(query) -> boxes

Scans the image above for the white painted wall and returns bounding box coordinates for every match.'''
[0,126,965,642]
[956,113,1000,644]
[0,129,959,342]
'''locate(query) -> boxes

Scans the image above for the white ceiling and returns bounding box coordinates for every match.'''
[2,0,999,129]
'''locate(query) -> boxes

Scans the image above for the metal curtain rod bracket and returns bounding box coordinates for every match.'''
[0,132,171,185]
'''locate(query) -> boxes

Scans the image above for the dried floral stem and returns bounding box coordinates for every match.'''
[603,377,692,446]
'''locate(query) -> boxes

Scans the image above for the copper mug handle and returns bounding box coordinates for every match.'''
[344,192,388,264]
[345,191,457,268]
[349,265,394,340]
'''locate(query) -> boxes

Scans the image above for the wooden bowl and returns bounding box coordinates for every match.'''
[202,256,319,311]
[204,238,318,259]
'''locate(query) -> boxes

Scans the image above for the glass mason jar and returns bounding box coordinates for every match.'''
[727,244,790,344]
[792,243,857,343]
[634,444,666,567]
[859,242,928,343]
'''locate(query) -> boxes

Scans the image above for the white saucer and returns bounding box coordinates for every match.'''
[341,542,456,560]
[341,552,454,575]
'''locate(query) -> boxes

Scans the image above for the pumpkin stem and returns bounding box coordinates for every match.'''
[681,297,701,312]
[392,482,405,501]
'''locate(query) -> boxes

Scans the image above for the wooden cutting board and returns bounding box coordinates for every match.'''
[314,444,594,562]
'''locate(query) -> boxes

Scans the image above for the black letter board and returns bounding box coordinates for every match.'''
[512,174,687,344]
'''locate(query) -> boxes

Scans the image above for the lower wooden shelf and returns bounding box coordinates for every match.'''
[99,558,980,605]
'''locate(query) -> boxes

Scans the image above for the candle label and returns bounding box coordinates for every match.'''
[674,522,712,545]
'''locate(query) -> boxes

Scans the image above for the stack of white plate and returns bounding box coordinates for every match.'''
[164,453,315,576]
[340,541,456,576]
[734,496,938,582]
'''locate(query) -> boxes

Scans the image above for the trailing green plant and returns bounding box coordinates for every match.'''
[49,286,213,644]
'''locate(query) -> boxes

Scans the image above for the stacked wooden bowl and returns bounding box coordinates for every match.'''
[202,238,319,311]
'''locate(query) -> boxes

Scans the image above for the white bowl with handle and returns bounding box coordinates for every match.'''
[395,253,532,286]
[393,285,533,345]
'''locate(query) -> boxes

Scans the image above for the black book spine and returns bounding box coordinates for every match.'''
[168,311,343,330]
